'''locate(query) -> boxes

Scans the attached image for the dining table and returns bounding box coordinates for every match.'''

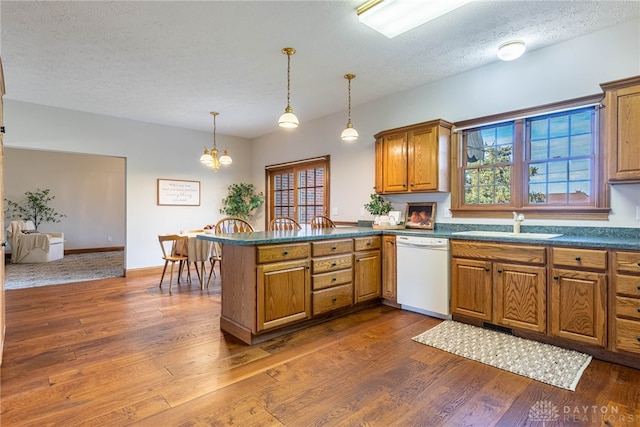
[180,231,215,289]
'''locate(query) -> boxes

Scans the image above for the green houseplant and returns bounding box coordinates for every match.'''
[5,188,67,231]
[220,183,265,220]
[363,193,393,216]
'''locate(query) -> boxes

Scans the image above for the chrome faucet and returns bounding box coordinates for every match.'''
[513,212,524,234]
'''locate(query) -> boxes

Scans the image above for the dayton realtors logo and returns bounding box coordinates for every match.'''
[528,400,636,424]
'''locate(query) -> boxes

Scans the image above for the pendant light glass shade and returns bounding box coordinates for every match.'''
[278,47,299,128]
[341,74,358,142]
[200,111,232,172]
[497,40,526,61]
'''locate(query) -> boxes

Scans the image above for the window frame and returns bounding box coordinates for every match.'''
[265,155,331,228]
[450,94,610,220]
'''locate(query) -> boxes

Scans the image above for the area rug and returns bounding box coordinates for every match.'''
[412,320,592,391]
[4,250,125,290]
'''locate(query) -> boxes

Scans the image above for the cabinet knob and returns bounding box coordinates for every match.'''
[637,308,640,313]
[497,269,503,273]
[637,285,640,291]
[409,183,415,187]
[637,262,640,267]
[575,256,581,261]
[332,262,337,266]
[637,336,640,343]
[402,184,407,187]
[366,242,371,246]
[332,277,337,282]
[553,276,559,280]
[332,246,337,250]
[283,251,289,255]
[332,297,337,302]
[484,267,490,272]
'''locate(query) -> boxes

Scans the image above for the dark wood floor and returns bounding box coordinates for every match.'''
[1,268,639,426]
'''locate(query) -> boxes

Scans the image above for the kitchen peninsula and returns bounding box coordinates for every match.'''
[198,227,383,344]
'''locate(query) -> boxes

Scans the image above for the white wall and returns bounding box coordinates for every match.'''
[251,18,640,228]
[4,19,640,269]
[4,148,125,250]
[4,102,253,269]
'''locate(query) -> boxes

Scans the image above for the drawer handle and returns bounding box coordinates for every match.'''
[332,297,337,302]
[553,276,559,280]
[497,269,503,273]
[332,277,337,282]
[332,262,337,267]
[332,246,337,250]
[283,251,289,255]
[575,256,581,261]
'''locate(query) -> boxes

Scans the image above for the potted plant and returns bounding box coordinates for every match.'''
[220,183,264,220]
[5,188,66,231]
[363,193,393,226]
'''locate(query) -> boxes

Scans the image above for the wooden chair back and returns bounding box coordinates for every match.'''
[269,216,302,231]
[214,217,255,234]
[158,234,190,294]
[310,215,336,229]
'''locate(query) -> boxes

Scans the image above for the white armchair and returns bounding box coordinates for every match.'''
[6,220,65,263]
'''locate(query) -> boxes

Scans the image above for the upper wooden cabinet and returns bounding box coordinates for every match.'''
[601,75,640,184]
[374,119,452,194]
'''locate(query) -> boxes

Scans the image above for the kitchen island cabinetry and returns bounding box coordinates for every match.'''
[311,239,353,316]
[550,247,607,347]
[601,75,640,183]
[374,119,452,194]
[450,241,547,333]
[611,250,640,355]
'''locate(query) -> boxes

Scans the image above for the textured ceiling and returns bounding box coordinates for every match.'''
[1,1,639,139]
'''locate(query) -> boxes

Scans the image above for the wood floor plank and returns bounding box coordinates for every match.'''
[2,269,639,426]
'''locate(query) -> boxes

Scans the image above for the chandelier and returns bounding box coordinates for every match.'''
[200,111,232,172]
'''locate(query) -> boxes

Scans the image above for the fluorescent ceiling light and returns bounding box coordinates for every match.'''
[357,0,473,38]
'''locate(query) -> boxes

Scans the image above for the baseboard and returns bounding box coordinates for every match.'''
[64,247,124,255]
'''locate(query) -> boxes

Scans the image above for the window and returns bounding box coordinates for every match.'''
[266,156,330,226]
[452,96,609,219]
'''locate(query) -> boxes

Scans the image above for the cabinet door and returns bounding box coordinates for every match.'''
[382,132,408,193]
[381,235,397,301]
[354,250,381,303]
[375,138,384,193]
[451,258,492,321]
[550,268,607,347]
[408,125,438,191]
[257,259,310,332]
[493,263,546,333]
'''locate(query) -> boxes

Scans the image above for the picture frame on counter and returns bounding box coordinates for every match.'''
[405,202,436,229]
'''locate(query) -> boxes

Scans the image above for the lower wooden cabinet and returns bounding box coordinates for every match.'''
[451,257,492,321]
[354,236,382,303]
[494,263,546,333]
[311,239,353,316]
[381,235,397,303]
[611,251,640,355]
[257,259,310,332]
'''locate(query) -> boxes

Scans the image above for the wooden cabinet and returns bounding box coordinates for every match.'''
[550,247,607,347]
[374,119,452,194]
[354,236,381,303]
[381,235,397,304]
[311,239,353,315]
[601,75,640,183]
[611,251,640,355]
[450,241,547,333]
[256,243,311,332]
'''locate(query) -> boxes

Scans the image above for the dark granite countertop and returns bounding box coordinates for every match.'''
[196,223,640,250]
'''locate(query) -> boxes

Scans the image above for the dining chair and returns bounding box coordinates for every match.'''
[158,234,191,294]
[269,216,302,231]
[206,217,255,287]
[310,215,336,229]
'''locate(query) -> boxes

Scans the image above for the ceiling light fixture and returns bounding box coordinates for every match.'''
[497,40,526,61]
[200,111,232,172]
[341,73,359,142]
[357,0,473,39]
[278,47,299,128]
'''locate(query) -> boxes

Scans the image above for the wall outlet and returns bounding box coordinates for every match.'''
[444,209,452,218]
[107,236,113,242]
[332,207,339,216]
[360,208,366,217]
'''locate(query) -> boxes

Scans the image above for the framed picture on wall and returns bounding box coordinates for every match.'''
[157,179,201,206]
[405,202,436,230]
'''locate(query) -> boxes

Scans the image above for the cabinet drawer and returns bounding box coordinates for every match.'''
[257,243,310,264]
[615,274,640,297]
[616,296,640,320]
[312,239,353,257]
[312,254,352,274]
[552,247,607,270]
[614,318,640,355]
[313,269,353,291]
[615,251,640,274]
[313,284,353,315]
[450,241,546,264]
[354,236,381,252]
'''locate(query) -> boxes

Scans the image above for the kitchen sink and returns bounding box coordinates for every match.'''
[451,230,563,239]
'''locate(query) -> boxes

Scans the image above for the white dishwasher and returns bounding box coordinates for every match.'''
[396,235,451,319]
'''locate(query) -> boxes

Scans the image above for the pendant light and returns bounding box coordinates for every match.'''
[341,73,359,142]
[278,47,299,128]
[200,111,232,172]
